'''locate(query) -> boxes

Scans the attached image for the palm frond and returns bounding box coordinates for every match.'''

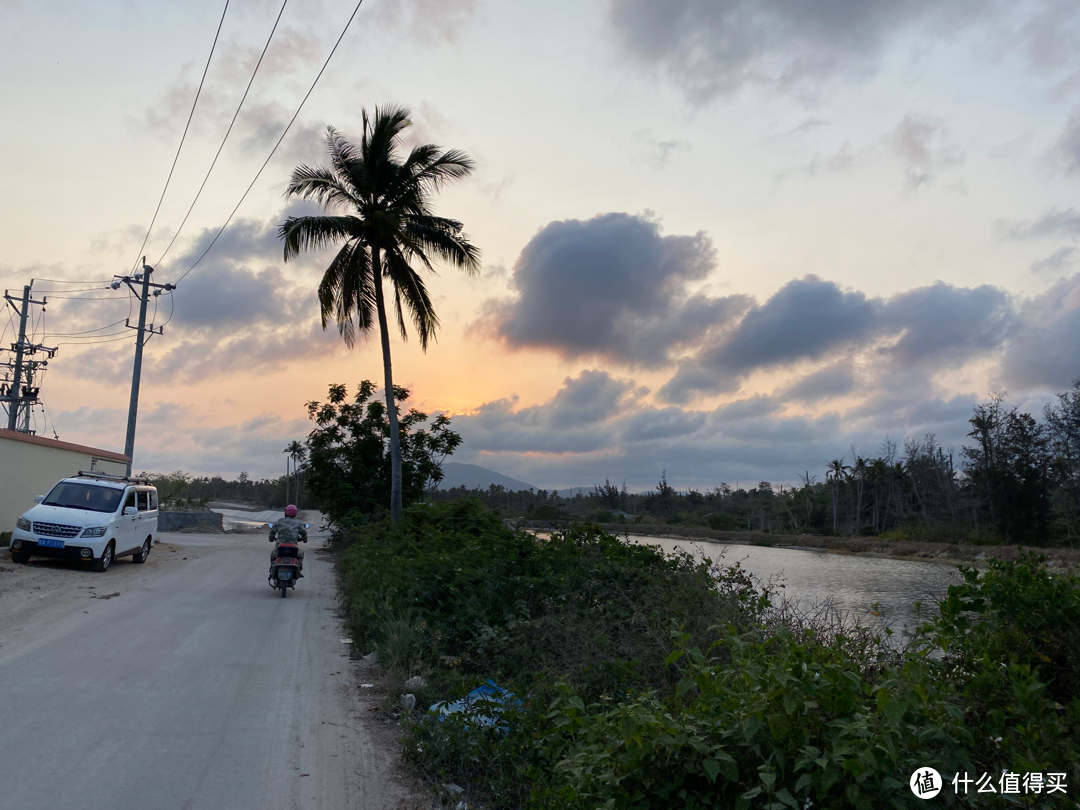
[284,165,361,210]
[280,215,355,261]
[410,148,476,190]
[384,247,439,350]
[404,216,482,274]
[317,239,374,348]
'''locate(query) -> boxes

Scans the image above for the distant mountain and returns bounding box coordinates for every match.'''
[437,462,536,492]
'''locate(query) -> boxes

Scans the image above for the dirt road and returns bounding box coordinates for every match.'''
[0,529,412,810]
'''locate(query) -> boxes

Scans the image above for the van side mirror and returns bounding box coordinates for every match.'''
[124,506,138,516]
[34,495,44,503]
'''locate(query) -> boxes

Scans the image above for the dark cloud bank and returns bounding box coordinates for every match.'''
[464,211,1080,489]
[605,0,1080,102]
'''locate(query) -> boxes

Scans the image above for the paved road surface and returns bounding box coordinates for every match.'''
[0,528,404,810]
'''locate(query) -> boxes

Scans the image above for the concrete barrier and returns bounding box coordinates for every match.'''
[158,511,224,532]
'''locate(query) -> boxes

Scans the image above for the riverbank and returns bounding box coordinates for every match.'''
[516,520,1080,569]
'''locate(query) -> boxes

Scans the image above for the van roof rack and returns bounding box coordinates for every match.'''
[74,470,152,485]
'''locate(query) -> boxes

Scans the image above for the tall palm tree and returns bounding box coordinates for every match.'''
[283,445,292,504]
[826,458,850,533]
[285,440,306,507]
[279,107,480,522]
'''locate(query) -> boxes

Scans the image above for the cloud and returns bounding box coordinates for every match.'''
[631,131,692,169]
[455,370,638,454]
[889,114,965,189]
[53,209,347,385]
[605,1,1080,104]
[997,207,1080,240]
[1031,246,1078,274]
[448,370,980,491]
[781,362,856,402]
[47,399,310,479]
[660,276,878,402]
[1056,105,1080,174]
[478,212,752,367]
[371,0,478,44]
[879,282,1012,366]
[605,0,989,102]
[1000,273,1080,390]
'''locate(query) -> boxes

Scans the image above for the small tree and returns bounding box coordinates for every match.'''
[304,381,461,529]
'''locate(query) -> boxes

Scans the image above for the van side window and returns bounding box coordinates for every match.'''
[123,491,136,513]
[148,490,158,511]
[137,491,150,512]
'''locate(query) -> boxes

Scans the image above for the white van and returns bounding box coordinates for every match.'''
[8,471,158,572]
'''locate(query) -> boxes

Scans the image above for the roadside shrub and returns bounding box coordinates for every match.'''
[340,500,769,701]
[340,503,1080,810]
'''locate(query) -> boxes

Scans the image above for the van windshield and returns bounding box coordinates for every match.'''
[43,483,123,513]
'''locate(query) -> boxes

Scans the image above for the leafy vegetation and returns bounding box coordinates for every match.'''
[141,470,295,510]
[304,381,460,528]
[337,502,1080,810]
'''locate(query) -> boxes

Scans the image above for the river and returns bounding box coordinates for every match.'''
[630,535,964,636]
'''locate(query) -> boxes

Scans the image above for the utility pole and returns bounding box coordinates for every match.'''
[2,282,56,432]
[115,258,173,475]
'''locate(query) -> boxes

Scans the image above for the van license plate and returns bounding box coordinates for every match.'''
[38,538,65,548]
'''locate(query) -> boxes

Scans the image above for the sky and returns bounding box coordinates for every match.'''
[3,0,1080,491]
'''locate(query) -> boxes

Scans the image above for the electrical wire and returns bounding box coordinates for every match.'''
[41,294,128,301]
[127,0,232,275]
[48,330,130,340]
[160,290,176,328]
[55,333,138,347]
[155,0,291,268]
[173,0,368,286]
[41,399,59,440]
[32,278,113,285]
[34,287,112,295]
[44,319,127,337]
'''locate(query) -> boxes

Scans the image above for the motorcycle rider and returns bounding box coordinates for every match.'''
[269,504,307,577]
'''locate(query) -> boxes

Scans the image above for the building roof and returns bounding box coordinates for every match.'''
[0,428,129,462]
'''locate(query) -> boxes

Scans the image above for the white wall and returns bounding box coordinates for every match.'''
[0,430,127,533]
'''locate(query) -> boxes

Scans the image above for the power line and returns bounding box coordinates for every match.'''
[155,0,291,268]
[128,0,232,275]
[160,290,176,328]
[41,294,129,301]
[32,278,113,285]
[34,286,112,294]
[55,333,138,347]
[174,0,368,286]
[45,319,127,337]
[50,330,130,340]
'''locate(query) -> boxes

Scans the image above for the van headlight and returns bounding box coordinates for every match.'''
[16,517,31,531]
[81,527,107,538]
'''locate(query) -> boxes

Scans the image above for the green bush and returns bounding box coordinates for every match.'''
[339,503,1080,809]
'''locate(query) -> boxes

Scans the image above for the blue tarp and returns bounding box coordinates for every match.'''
[429,680,521,727]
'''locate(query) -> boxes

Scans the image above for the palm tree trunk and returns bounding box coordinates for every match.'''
[371,246,403,523]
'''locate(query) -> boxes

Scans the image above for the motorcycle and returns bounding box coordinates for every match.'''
[267,522,309,598]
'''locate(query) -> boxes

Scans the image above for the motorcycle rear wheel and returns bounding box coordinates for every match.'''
[280,581,288,598]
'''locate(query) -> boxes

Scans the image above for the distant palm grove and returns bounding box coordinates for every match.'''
[433,381,1080,548]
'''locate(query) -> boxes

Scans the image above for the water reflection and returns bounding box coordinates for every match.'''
[631,535,964,635]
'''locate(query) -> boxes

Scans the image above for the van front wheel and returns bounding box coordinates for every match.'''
[10,550,30,564]
[92,543,114,573]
